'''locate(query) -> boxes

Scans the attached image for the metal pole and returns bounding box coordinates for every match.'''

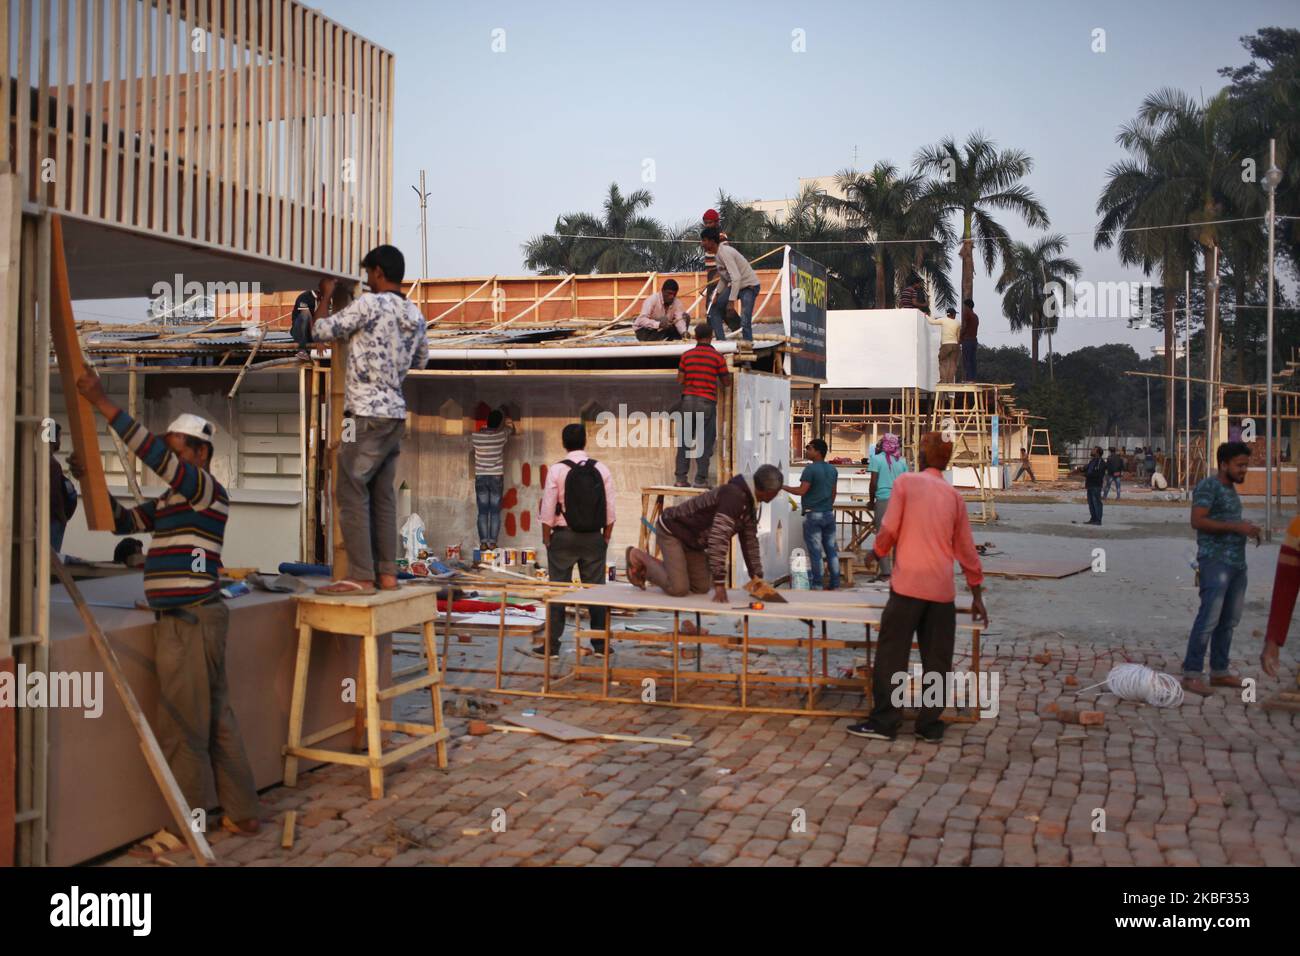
[1206,246,1219,476]
[411,170,429,280]
[1264,139,1281,540]
[1185,270,1191,498]
[1146,377,1151,451]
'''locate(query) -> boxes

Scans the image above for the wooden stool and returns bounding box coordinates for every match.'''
[283,588,450,799]
[639,485,709,556]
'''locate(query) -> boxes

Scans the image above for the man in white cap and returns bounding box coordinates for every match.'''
[70,368,261,838]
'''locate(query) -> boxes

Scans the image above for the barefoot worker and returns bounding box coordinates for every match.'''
[312,245,428,596]
[626,465,783,603]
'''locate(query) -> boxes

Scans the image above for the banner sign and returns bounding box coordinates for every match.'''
[780,246,828,382]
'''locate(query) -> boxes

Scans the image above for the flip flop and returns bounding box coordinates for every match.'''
[375,579,401,591]
[127,828,184,859]
[314,579,377,596]
[624,547,647,590]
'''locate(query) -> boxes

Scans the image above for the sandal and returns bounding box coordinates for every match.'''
[624,547,647,590]
[314,579,378,596]
[127,828,185,859]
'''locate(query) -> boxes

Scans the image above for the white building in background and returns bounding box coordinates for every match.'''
[748,176,848,222]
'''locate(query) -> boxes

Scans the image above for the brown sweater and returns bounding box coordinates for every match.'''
[658,474,763,585]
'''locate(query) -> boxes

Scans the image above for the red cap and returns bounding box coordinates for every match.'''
[702,208,720,223]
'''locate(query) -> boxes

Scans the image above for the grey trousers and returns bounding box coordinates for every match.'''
[337,415,404,580]
[641,532,713,597]
[545,527,610,651]
[675,395,718,486]
[154,601,260,823]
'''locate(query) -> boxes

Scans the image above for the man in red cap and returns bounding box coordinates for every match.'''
[701,209,729,324]
[847,431,988,743]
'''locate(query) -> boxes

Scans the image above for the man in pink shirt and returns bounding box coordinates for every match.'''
[534,423,617,659]
[847,432,989,743]
[634,279,691,341]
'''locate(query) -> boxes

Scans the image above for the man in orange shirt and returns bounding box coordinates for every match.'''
[847,432,989,743]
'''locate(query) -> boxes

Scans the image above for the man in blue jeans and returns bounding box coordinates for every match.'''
[1182,441,1260,696]
[1102,446,1123,499]
[471,409,515,549]
[701,227,760,341]
[784,439,840,589]
[1079,446,1106,525]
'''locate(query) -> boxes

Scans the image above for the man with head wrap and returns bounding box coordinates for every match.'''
[868,433,909,578]
[847,432,989,743]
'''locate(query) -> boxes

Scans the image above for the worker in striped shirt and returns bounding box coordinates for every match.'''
[471,409,515,549]
[675,323,730,488]
[70,367,261,837]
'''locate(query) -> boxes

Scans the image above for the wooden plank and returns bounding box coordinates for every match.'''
[232,0,244,248]
[36,0,51,206]
[280,810,296,849]
[981,558,1091,580]
[52,555,216,865]
[121,0,135,225]
[49,215,113,529]
[503,713,601,741]
[0,175,23,659]
[489,724,692,748]
[103,0,119,221]
[15,0,31,186]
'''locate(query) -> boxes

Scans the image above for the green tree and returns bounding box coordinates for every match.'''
[914,133,1049,305]
[995,234,1081,373]
[521,183,667,275]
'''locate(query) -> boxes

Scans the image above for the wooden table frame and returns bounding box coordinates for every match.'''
[284,588,451,799]
[638,485,709,555]
[488,585,985,721]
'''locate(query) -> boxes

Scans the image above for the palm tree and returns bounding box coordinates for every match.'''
[1134,89,1257,392]
[914,133,1049,305]
[1095,114,1197,454]
[520,182,667,275]
[996,234,1081,374]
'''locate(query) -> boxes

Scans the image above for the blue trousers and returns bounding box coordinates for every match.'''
[475,475,503,545]
[802,510,840,589]
[708,284,759,341]
[1086,486,1103,524]
[1103,474,1121,499]
[1182,559,1247,677]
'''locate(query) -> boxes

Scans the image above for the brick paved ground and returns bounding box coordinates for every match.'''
[106,631,1300,868]
[101,501,1300,867]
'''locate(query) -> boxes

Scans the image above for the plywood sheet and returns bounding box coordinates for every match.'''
[504,713,600,741]
[981,558,1091,580]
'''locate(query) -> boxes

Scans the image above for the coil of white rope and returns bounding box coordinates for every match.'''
[1080,663,1183,708]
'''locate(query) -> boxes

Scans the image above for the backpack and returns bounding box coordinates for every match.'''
[559,459,606,533]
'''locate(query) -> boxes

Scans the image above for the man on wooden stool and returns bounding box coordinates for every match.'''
[312,245,428,596]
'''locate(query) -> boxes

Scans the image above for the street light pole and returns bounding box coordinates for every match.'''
[1263,138,1282,541]
[1185,270,1191,499]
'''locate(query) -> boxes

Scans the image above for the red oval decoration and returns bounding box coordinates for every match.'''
[521,511,531,532]
[502,487,518,510]
[521,462,531,487]
[540,464,548,487]
[504,512,517,537]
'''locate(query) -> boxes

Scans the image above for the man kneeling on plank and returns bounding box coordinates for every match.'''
[70,368,261,837]
[846,432,989,744]
[625,464,783,603]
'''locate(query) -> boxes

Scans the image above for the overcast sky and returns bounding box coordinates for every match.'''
[87,0,1300,356]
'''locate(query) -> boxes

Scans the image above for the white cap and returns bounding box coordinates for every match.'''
[166,413,216,443]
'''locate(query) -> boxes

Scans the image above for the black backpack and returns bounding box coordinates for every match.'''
[560,459,606,533]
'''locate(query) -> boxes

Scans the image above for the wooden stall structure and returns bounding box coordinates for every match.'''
[2,0,394,865]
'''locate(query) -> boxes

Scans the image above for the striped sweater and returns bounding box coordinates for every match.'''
[109,410,228,609]
[658,474,763,585]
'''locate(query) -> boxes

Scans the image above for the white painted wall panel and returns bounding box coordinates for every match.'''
[825,309,937,391]
[733,371,793,584]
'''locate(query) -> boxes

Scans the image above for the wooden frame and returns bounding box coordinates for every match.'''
[4,0,390,276]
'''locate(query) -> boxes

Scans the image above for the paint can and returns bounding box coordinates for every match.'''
[481,549,496,565]
[446,544,461,562]
[608,563,617,582]
[523,547,536,564]
[471,549,482,565]
[534,566,547,580]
